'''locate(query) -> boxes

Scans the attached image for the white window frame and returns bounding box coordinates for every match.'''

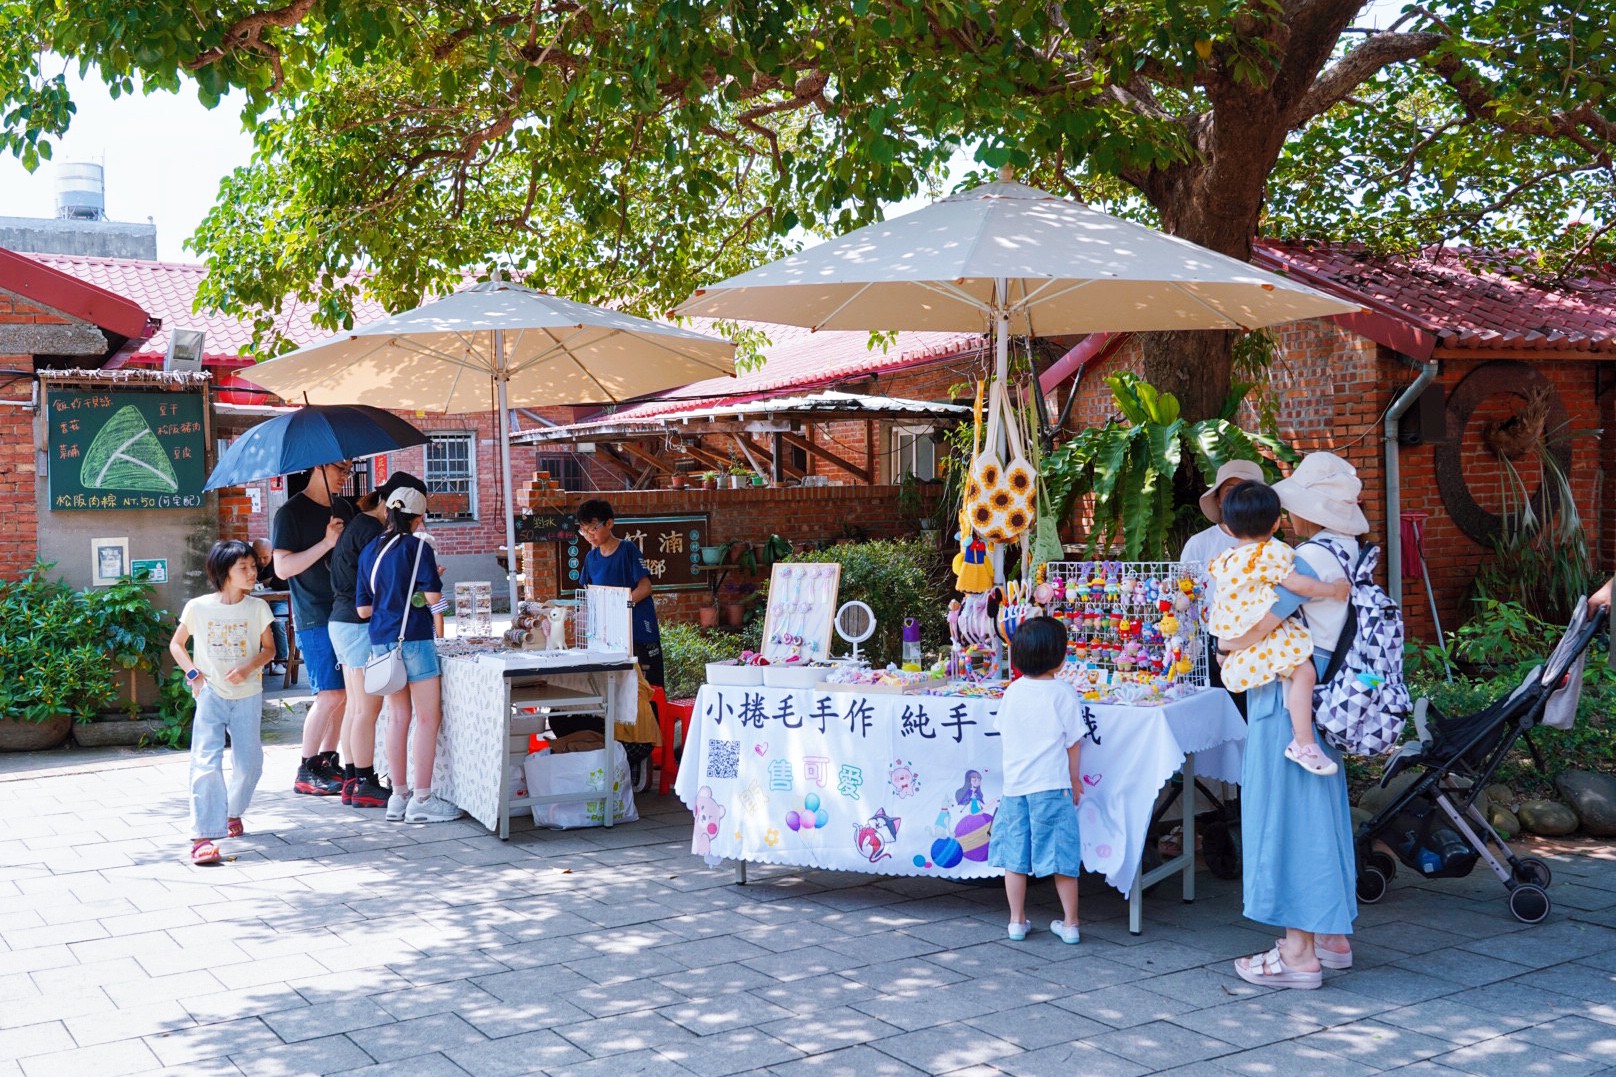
[890,425,938,483]
[425,432,478,522]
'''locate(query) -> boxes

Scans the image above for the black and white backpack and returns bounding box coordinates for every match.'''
[1306,537,1412,756]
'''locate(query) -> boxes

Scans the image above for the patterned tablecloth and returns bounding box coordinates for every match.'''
[436,653,638,834]
[676,684,1244,894]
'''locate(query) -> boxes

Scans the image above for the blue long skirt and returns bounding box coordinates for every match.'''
[1240,655,1358,935]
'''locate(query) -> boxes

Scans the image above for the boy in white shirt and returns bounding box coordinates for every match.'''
[988,615,1085,944]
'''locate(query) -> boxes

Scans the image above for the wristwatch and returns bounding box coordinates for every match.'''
[185,669,201,682]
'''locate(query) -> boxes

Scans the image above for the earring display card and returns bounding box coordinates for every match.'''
[761,562,843,664]
[584,585,633,656]
[454,581,494,638]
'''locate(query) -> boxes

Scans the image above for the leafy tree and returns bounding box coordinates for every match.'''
[6,1,1613,418]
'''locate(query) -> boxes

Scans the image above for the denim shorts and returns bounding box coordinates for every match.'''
[989,789,1083,878]
[296,624,342,693]
[370,639,440,683]
[327,621,372,670]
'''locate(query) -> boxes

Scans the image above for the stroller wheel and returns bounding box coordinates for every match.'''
[1508,883,1551,924]
[1512,857,1552,889]
[1203,821,1240,881]
[1368,850,1398,882]
[1357,865,1389,904]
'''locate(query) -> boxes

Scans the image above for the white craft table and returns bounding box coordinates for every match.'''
[435,650,638,839]
[675,683,1245,933]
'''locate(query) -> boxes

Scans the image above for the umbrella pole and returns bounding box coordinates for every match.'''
[494,331,522,615]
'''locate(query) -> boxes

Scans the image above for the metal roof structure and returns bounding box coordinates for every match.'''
[513,389,967,445]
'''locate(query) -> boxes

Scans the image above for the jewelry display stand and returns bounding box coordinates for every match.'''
[760,563,842,663]
[581,585,633,658]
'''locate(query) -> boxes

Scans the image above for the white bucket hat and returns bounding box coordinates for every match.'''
[1272,452,1369,536]
[1198,459,1267,523]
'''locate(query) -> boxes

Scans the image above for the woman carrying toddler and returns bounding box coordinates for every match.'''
[1207,481,1349,777]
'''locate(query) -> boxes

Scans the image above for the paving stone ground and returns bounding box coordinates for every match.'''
[2,733,1615,1076]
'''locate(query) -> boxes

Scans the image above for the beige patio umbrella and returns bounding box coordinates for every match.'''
[246,279,736,609]
[677,169,1361,383]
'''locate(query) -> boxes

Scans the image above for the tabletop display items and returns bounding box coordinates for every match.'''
[760,562,842,664]
[453,581,494,638]
[1039,560,1210,703]
[580,585,633,656]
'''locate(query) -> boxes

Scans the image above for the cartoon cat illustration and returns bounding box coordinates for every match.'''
[855,808,901,864]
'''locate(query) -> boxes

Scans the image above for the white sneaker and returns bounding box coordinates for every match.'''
[1051,919,1081,945]
[405,794,462,824]
[385,792,411,822]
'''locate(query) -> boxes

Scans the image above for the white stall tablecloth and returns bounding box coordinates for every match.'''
[676,684,1244,894]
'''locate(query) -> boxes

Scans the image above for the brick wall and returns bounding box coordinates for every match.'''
[519,484,920,625]
[216,487,253,543]
[1057,323,1609,640]
[0,361,36,576]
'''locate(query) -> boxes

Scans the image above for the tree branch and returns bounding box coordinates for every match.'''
[1287,30,1446,127]
[184,0,318,81]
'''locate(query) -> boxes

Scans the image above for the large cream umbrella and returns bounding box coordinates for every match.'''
[677,170,1361,383]
[246,279,736,610]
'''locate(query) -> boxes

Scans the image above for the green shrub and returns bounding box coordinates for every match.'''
[662,620,763,700]
[148,666,196,750]
[771,539,953,666]
[1400,603,1614,797]
[0,563,173,724]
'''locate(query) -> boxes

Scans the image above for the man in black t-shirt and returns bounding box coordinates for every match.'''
[272,460,356,796]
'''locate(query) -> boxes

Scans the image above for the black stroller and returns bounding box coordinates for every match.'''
[1355,599,1608,924]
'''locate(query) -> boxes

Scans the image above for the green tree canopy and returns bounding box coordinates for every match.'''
[6,1,1613,417]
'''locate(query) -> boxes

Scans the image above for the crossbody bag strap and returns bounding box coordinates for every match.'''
[395,536,428,644]
[1299,536,1357,686]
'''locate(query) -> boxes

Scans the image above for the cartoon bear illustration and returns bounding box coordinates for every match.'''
[693,785,727,856]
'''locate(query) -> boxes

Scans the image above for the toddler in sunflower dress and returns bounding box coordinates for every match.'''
[1207,481,1349,776]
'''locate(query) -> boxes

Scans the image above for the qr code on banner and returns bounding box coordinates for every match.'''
[706,739,740,780]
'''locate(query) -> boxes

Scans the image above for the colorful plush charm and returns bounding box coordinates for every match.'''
[1160,611,1180,636]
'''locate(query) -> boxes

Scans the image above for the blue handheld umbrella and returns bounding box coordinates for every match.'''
[204,404,428,490]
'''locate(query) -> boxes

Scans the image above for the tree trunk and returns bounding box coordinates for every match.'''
[1140,328,1236,423]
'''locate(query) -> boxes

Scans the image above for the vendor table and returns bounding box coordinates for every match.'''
[436,651,638,839]
[675,684,1244,933]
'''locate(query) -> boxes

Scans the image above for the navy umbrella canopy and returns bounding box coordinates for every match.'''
[205,405,428,491]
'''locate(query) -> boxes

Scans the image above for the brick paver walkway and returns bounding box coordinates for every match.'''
[1,739,1614,1076]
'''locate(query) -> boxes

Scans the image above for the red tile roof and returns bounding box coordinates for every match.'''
[591,322,986,421]
[0,248,154,340]
[20,252,392,365]
[1255,241,1616,355]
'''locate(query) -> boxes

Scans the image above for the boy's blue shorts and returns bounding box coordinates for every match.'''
[989,789,1083,877]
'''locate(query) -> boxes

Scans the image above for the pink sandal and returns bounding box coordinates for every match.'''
[190,839,222,866]
[226,818,245,838]
[1315,942,1352,970]
[1235,946,1322,989]
[1285,741,1339,777]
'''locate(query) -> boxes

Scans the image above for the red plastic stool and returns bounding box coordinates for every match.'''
[651,687,695,796]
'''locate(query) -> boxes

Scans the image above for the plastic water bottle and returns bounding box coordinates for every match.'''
[902,617,923,672]
[1416,848,1442,875]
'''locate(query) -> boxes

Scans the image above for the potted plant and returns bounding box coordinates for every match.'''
[727,463,752,489]
[698,602,720,628]
[0,565,121,750]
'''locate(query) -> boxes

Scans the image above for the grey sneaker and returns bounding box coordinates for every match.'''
[385,792,411,822]
[404,794,461,824]
[1051,919,1082,945]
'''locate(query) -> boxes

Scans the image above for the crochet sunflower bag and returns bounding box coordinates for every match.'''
[964,378,1035,544]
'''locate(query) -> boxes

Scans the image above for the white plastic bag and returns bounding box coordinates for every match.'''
[525,743,639,829]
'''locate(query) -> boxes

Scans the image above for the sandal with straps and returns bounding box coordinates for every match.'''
[1285,740,1340,777]
[1234,946,1322,989]
[226,818,245,838]
[190,839,222,866]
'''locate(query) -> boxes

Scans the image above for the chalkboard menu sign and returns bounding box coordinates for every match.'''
[560,513,708,593]
[47,389,207,511]
[514,511,577,544]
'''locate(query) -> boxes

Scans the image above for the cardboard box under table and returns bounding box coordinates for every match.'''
[436,650,639,839]
[676,683,1244,933]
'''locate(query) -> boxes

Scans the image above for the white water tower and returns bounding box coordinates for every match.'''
[55,162,106,221]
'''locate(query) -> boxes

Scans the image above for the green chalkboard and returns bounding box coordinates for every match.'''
[47,389,207,510]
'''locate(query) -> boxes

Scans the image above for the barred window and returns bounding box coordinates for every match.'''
[425,433,476,521]
[537,454,587,492]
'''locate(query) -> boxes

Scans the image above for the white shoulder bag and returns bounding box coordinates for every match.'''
[363,534,426,696]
